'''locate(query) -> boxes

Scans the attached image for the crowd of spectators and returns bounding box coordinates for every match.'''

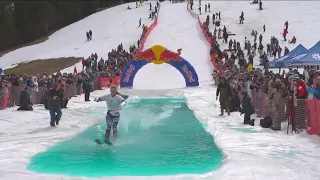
[198,3,320,132]
[0,22,150,110]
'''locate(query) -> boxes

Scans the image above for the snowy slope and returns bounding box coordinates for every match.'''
[0,2,153,72]
[194,1,320,66]
[133,1,212,89]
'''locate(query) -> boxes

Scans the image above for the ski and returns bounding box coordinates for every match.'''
[95,139,113,146]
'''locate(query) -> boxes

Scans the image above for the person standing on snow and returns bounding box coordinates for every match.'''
[233,39,237,51]
[48,83,63,127]
[263,24,266,32]
[283,29,288,41]
[252,43,257,56]
[254,33,257,43]
[205,4,207,12]
[216,77,232,116]
[239,11,244,24]
[198,6,201,15]
[89,30,92,40]
[86,32,90,41]
[284,21,289,31]
[259,0,263,10]
[228,39,233,50]
[277,46,282,58]
[139,18,141,27]
[247,41,252,56]
[212,13,215,24]
[284,46,289,55]
[259,34,263,44]
[244,37,248,49]
[223,31,228,44]
[95,85,127,145]
[82,75,92,101]
[208,3,211,12]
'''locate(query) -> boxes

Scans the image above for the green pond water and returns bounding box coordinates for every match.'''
[28,98,223,177]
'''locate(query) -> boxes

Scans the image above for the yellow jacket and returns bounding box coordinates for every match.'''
[247,64,253,72]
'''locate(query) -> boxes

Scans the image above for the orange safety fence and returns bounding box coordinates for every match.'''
[138,18,158,52]
[305,100,320,135]
[138,4,160,52]
[186,2,219,71]
[249,89,320,135]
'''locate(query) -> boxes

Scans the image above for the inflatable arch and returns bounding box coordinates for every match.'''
[120,45,199,88]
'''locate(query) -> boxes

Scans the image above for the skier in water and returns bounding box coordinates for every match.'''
[95,85,128,144]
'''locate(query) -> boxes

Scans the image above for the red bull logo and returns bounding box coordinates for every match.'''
[133,45,182,64]
[182,65,195,83]
[123,64,135,83]
[133,48,156,63]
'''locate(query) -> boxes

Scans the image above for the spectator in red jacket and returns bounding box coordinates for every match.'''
[295,77,308,99]
[74,67,77,74]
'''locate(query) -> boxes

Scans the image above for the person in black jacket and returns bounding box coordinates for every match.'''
[17,86,33,111]
[240,91,255,126]
[48,83,63,126]
[216,77,232,116]
[82,76,92,101]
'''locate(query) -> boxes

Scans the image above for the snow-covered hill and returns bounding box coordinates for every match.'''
[0,2,153,71]
[194,1,320,65]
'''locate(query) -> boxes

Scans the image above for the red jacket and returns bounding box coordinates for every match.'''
[283,29,288,37]
[295,80,307,99]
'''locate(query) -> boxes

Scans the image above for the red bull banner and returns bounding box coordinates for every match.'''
[112,76,121,86]
[99,77,111,89]
[120,45,199,88]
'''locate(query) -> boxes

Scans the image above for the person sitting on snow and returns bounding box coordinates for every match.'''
[251,30,255,36]
[289,36,296,44]
[239,91,255,126]
[17,86,33,111]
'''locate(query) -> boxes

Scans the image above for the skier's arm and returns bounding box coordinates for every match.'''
[95,95,108,102]
[120,100,127,107]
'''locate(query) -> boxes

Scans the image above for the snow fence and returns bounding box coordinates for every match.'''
[138,3,161,52]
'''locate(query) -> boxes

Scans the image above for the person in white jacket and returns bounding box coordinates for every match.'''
[32,76,39,92]
[95,85,127,144]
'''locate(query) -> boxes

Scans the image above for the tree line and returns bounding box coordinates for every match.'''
[0,0,136,51]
